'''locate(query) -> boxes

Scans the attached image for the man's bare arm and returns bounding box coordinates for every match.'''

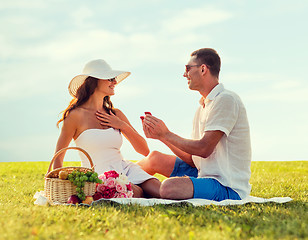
[143,115,224,158]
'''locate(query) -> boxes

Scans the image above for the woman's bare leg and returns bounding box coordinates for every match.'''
[140,178,161,198]
[131,183,144,198]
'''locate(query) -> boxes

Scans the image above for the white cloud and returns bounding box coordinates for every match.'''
[0,25,196,78]
[261,0,308,15]
[245,86,308,102]
[223,72,271,83]
[162,6,233,33]
[0,59,71,101]
[69,5,94,27]
[0,81,32,100]
[222,72,308,102]
[1,3,230,62]
[271,80,301,90]
[0,133,57,161]
[0,0,46,10]
[112,83,145,100]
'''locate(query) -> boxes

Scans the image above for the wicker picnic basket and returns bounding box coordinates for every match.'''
[44,147,96,204]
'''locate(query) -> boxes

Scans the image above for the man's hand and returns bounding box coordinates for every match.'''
[142,115,169,140]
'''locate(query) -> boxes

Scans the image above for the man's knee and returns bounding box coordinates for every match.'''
[138,151,163,175]
[148,150,163,160]
[139,151,176,177]
[142,151,165,171]
[160,177,194,199]
[160,178,177,199]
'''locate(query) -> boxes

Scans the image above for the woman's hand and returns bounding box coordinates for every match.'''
[96,111,127,130]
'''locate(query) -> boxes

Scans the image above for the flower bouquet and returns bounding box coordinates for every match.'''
[93,170,133,200]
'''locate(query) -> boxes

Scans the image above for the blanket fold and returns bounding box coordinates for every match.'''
[33,191,292,206]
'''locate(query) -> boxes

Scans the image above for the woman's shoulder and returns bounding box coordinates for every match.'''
[113,108,123,115]
[113,108,126,118]
[63,108,84,124]
[113,108,131,123]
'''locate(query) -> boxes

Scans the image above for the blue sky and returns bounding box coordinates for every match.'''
[0,0,307,162]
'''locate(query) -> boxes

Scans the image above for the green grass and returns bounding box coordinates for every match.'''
[0,161,307,240]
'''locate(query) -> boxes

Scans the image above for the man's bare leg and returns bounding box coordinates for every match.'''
[160,176,194,199]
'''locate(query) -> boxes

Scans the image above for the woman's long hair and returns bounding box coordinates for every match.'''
[57,76,115,127]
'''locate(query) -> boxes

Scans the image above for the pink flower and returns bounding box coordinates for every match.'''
[126,183,132,191]
[94,170,133,200]
[98,174,106,181]
[96,184,106,193]
[105,177,116,188]
[116,183,127,193]
[93,192,103,201]
[101,186,116,199]
[104,170,119,179]
[115,192,128,198]
[127,191,133,198]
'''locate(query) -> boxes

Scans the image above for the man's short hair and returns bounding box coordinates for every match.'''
[191,48,221,78]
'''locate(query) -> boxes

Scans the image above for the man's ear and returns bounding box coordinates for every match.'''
[201,65,206,73]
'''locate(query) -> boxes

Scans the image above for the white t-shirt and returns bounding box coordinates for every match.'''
[191,83,251,199]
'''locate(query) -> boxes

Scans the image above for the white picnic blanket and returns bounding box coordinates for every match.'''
[33,191,292,206]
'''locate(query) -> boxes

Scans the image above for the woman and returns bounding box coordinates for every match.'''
[54,59,161,198]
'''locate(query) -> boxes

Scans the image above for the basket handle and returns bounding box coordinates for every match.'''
[47,147,94,174]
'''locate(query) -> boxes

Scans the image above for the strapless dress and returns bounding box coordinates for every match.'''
[74,128,155,184]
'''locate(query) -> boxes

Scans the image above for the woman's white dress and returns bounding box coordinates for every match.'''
[74,128,155,184]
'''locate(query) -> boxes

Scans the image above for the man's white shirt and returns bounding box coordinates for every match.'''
[192,83,252,199]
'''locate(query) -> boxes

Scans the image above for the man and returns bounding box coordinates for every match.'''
[138,48,251,201]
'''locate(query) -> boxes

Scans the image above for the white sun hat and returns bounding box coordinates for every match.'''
[68,59,131,97]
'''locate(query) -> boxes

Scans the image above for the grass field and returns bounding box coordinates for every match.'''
[0,161,307,240]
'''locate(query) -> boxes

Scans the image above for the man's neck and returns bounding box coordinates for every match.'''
[199,82,219,99]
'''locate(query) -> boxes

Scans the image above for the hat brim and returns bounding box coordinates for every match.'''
[68,70,131,97]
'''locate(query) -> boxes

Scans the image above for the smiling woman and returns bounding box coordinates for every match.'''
[57,76,116,127]
[52,59,161,198]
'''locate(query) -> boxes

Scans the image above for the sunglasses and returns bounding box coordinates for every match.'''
[185,64,210,73]
[185,64,201,72]
[107,78,116,83]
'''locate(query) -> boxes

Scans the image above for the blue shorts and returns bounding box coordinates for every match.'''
[170,157,198,177]
[170,157,241,201]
